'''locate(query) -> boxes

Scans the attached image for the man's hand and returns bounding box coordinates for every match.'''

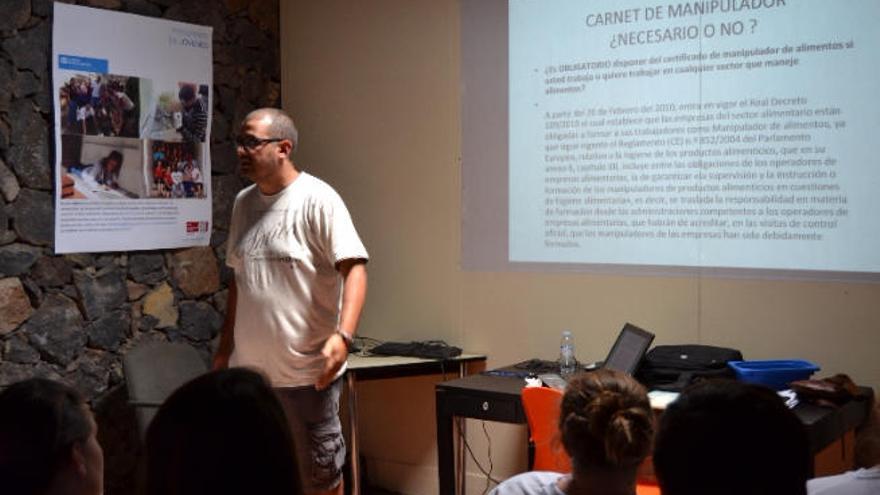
[316,333,348,390]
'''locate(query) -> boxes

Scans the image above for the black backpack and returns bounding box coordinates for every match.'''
[635,345,743,391]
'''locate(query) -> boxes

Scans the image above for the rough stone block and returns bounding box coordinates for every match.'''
[3,334,40,363]
[142,282,177,329]
[212,174,244,230]
[0,243,43,276]
[0,60,13,114]
[126,280,148,301]
[178,300,222,341]
[7,133,51,191]
[128,253,167,284]
[171,246,220,298]
[11,189,53,246]
[83,0,123,9]
[73,267,128,321]
[0,158,21,202]
[0,361,61,388]
[122,0,162,17]
[31,255,74,288]
[248,0,279,36]
[1,22,49,74]
[68,350,113,401]
[0,0,31,34]
[86,310,130,351]
[212,288,229,313]
[13,70,42,98]
[32,0,56,17]
[0,277,34,333]
[23,294,86,366]
[211,140,237,176]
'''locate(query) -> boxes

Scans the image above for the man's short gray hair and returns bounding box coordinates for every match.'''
[244,108,299,151]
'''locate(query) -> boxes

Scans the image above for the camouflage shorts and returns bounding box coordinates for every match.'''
[276,379,345,492]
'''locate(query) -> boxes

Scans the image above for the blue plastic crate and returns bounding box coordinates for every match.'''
[727,360,820,390]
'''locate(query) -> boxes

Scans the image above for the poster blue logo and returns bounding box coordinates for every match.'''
[58,54,108,73]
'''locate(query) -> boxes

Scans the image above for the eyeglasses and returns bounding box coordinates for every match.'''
[235,135,285,151]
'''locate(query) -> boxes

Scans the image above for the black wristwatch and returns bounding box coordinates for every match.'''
[335,329,354,350]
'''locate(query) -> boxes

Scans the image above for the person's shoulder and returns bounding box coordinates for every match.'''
[490,471,563,495]
[234,183,259,203]
[298,172,344,200]
[299,171,333,190]
[807,469,870,494]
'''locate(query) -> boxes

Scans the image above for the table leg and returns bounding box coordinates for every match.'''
[456,362,467,495]
[347,371,361,495]
[436,387,455,495]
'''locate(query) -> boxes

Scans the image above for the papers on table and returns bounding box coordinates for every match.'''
[648,390,679,410]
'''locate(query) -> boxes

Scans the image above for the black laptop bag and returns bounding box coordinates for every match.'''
[635,345,743,391]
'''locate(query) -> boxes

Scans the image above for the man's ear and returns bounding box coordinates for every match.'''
[277,139,294,157]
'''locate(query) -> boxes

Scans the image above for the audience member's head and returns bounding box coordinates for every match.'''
[654,379,810,495]
[855,398,880,468]
[144,367,302,495]
[0,378,103,495]
[560,369,654,474]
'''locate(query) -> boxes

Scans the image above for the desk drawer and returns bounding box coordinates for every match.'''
[446,394,522,423]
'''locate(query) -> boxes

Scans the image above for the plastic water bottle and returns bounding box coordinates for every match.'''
[559,330,577,377]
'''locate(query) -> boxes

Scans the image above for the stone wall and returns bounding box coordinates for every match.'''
[0,1,279,493]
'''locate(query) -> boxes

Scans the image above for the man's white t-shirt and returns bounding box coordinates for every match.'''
[226,172,368,387]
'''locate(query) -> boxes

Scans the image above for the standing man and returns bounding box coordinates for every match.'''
[214,108,368,495]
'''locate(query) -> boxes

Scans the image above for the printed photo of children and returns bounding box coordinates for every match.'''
[148,82,209,143]
[59,73,141,137]
[148,141,206,199]
[59,135,146,199]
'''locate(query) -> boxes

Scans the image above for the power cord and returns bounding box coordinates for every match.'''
[456,417,502,493]
[481,420,498,495]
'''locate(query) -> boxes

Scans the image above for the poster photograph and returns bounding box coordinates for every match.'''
[59,72,141,138]
[52,3,213,253]
[60,135,144,200]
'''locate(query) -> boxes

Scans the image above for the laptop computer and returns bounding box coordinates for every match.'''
[535,323,656,388]
[488,322,656,384]
[601,322,655,375]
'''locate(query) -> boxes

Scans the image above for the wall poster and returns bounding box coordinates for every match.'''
[52,2,213,253]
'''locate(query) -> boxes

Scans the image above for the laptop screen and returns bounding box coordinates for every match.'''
[602,323,655,375]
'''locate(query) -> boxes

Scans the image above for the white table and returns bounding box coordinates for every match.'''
[345,353,487,495]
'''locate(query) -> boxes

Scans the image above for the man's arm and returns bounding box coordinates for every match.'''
[316,259,368,390]
[212,279,237,370]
